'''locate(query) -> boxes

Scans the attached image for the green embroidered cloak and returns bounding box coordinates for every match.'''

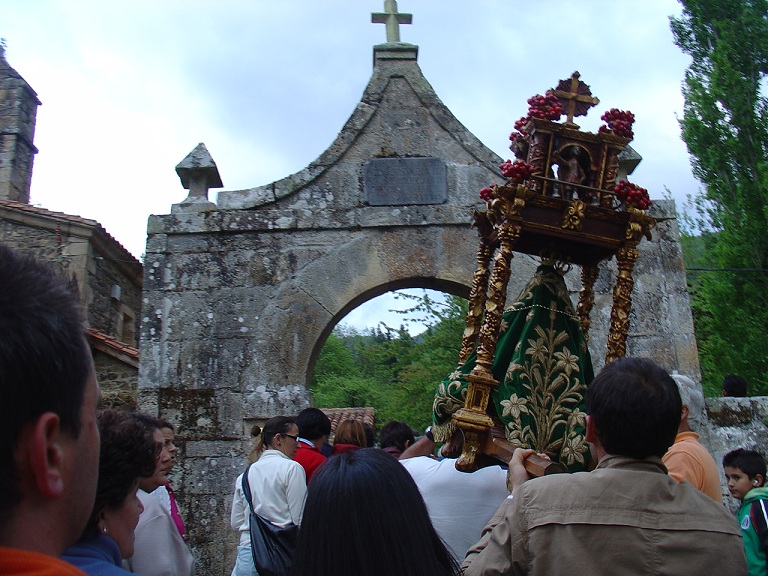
[432,264,593,472]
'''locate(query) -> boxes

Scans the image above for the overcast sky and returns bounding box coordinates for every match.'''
[2,0,696,332]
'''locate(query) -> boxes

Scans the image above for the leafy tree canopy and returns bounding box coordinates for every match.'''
[671,0,768,395]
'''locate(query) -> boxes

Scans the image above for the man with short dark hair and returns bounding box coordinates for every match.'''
[379,420,415,458]
[462,357,747,576]
[294,408,332,483]
[0,246,100,574]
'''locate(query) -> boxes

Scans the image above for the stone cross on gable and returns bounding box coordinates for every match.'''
[551,71,600,128]
[372,0,412,43]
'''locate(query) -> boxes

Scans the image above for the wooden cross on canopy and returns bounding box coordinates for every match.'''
[372,0,412,43]
[551,71,600,128]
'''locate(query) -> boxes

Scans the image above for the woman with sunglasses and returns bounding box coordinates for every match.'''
[230,416,307,576]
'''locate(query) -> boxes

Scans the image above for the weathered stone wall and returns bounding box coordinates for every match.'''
[0,216,72,267]
[88,246,142,345]
[702,396,768,509]
[583,199,699,375]
[94,350,139,409]
[0,209,142,343]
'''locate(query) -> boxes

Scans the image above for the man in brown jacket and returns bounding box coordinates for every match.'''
[462,357,747,576]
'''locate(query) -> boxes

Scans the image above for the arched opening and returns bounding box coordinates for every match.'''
[309,287,469,433]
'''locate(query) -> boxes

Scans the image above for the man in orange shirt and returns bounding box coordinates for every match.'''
[0,247,101,575]
[663,373,723,502]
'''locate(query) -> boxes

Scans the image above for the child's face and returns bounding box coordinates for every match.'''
[724,466,759,500]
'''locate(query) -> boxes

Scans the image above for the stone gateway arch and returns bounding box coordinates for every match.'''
[139,41,697,574]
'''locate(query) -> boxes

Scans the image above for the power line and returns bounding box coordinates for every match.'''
[687,267,768,273]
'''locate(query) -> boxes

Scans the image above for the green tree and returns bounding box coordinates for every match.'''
[311,331,359,385]
[394,295,468,429]
[312,373,389,410]
[671,0,768,395]
[310,292,468,431]
[312,331,394,413]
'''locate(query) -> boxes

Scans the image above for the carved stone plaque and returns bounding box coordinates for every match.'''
[363,157,447,206]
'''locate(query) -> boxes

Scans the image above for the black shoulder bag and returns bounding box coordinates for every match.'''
[241,465,299,576]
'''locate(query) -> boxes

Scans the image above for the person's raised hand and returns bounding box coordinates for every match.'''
[508,447,536,493]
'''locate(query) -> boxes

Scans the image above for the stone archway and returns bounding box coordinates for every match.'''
[139,41,697,575]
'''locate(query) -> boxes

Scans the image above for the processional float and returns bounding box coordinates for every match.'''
[432,73,656,474]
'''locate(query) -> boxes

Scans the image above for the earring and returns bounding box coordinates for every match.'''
[102,526,108,534]
[754,480,759,486]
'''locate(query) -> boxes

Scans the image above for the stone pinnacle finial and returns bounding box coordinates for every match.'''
[372,0,412,43]
[172,142,222,213]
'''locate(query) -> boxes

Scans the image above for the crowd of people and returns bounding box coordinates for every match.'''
[2,245,767,576]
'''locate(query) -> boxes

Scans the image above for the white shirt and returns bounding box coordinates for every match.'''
[153,484,172,514]
[400,456,509,562]
[230,449,307,546]
[127,489,195,576]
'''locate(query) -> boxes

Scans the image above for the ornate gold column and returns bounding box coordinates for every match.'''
[605,206,654,363]
[605,245,639,363]
[458,212,494,366]
[577,264,598,342]
[473,220,520,376]
[453,183,526,471]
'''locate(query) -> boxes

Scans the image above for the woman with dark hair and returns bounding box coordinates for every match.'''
[331,420,367,455]
[230,417,307,576]
[62,409,158,575]
[290,448,460,576]
[126,413,194,576]
[152,420,186,538]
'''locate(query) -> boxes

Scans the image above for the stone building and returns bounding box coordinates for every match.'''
[0,47,142,405]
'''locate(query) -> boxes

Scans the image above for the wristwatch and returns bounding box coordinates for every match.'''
[424,425,434,442]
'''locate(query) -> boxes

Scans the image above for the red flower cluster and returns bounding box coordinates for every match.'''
[527,93,563,121]
[599,109,635,139]
[500,159,535,181]
[509,129,525,144]
[514,116,530,132]
[479,186,494,201]
[510,119,529,141]
[510,92,563,142]
[614,180,652,210]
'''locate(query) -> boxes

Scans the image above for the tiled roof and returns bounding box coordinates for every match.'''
[85,328,139,367]
[0,199,140,266]
[0,198,98,226]
[319,407,375,441]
